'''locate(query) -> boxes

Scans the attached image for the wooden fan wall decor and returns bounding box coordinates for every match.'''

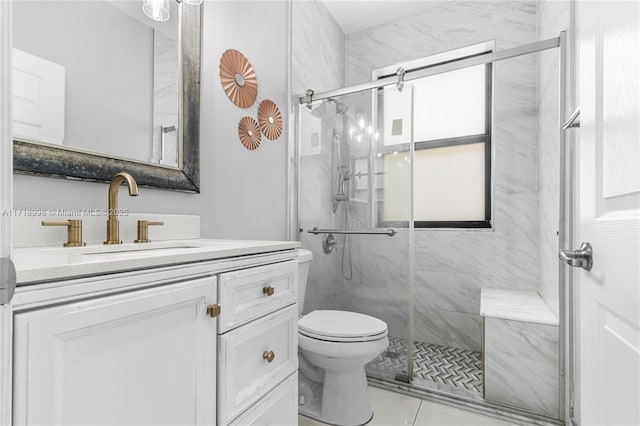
[258,100,283,140]
[220,49,258,108]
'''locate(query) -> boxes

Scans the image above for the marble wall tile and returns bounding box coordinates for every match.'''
[345,1,537,86]
[298,112,347,314]
[413,224,540,319]
[291,0,345,96]
[484,317,559,417]
[340,1,541,352]
[292,0,347,315]
[340,231,412,341]
[300,233,345,314]
[413,308,483,352]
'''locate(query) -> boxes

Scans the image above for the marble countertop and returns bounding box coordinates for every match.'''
[13,239,300,284]
[480,288,559,326]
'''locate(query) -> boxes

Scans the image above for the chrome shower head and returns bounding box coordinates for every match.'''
[327,98,349,116]
[309,98,349,118]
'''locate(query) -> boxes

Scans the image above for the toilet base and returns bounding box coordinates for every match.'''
[298,366,374,426]
[299,410,374,426]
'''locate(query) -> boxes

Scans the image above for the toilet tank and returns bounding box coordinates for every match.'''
[297,249,313,315]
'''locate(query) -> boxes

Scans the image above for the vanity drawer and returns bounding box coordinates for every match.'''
[228,373,297,426]
[217,304,298,425]
[218,260,298,333]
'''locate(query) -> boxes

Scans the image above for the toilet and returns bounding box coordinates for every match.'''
[297,249,389,426]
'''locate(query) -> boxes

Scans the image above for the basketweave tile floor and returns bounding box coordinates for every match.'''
[298,386,518,426]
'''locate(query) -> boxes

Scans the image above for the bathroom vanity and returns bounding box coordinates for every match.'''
[7,236,300,425]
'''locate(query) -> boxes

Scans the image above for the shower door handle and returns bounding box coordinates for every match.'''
[559,242,593,271]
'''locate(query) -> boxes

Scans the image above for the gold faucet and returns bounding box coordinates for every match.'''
[104,172,138,244]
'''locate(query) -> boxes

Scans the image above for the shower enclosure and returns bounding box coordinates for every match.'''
[298,88,415,385]
[292,1,569,422]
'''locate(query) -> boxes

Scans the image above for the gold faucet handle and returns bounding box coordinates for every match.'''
[42,219,86,247]
[134,220,164,243]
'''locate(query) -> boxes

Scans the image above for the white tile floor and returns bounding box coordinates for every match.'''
[298,386,518,426]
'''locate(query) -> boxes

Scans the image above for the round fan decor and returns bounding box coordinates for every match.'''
[238,116,261,150]
[258,100,283,140]
[219,49,258,108]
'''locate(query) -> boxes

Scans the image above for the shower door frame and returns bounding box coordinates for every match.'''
[291,32,571,425]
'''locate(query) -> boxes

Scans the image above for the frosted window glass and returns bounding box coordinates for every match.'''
[382,152,411,222]
[413,65,486,141]
[413,143,485,221]
[382,143,486,223]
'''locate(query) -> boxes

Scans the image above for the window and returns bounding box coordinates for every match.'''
[375,43,492,228]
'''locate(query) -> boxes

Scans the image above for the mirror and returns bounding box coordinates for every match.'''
[12,0,201,192]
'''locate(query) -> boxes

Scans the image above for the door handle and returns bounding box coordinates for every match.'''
[559,242,593,271]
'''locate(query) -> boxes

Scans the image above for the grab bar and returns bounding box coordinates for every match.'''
[307,227,397,237]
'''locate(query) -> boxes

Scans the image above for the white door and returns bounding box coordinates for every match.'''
[0,1,14,425]
[12,48,65,145]
[12,277,217,425]
[575,1,640,425]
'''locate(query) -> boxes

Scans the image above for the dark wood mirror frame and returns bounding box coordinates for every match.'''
[13,5,201,193]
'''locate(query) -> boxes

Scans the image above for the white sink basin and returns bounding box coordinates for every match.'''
[12,239,301,284]
[80,246,202,260]
[81,245,202,256]
[75,241,239,261]
[74,240,265,261]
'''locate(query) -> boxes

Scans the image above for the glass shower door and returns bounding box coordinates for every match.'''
[297,88,415,384]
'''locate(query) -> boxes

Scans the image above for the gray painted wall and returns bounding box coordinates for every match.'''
[13,0,290,242]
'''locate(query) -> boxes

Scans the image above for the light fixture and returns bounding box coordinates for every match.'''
[143,0,204,23]
[143,0,170,22]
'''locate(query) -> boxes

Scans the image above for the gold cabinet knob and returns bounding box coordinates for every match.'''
[263,285,275,296]
[42,219,86,247]
[263,351,275,363]
[206,304,221,318]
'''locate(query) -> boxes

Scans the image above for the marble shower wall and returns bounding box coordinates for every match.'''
[484,317,559,416]
[537,1,570,317]
[342,1,540,352]
[291,0,344,95]
[292,0,346,313]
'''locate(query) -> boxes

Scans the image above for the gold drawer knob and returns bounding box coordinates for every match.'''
[263,351,275,363]
[206,304,221,318]
[263,285,275,296]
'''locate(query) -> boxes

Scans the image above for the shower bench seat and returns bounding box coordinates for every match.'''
[480,288,560,419]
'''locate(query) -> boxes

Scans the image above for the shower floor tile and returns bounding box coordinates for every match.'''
[366,336,483,396]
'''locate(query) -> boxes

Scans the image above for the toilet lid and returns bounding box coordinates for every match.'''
[299,310,388,342]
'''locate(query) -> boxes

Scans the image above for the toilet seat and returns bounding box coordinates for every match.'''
[299,310,388,342]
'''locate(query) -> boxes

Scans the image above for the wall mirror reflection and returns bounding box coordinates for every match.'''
[11,0,201,192]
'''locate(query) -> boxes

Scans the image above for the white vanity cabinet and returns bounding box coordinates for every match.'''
[7,245,300,426]
[217,260,299,426]
[12,276,218,425]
